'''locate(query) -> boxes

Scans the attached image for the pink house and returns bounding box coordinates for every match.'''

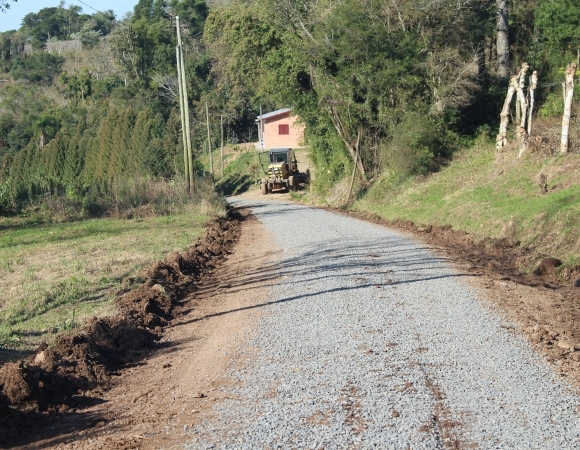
[256,108,305,149]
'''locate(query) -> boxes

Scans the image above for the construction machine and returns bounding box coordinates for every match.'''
[260,148,309,195]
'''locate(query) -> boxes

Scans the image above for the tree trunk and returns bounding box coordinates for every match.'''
[220,114,224,178]
[496,0,509,85]
[527,71,537,136]
[496,75,518,151]
[325,105,366,178]
[516,63,529,157]
[560,62,577,154]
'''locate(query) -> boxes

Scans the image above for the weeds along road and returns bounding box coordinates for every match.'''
[186,198,580,449]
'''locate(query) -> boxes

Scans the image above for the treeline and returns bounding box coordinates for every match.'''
[203,0,580,192]
[0,0,578,215]
[0,0,214,215]
[1,106,182,208]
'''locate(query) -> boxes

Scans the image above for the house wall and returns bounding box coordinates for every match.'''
[261,113,304,148]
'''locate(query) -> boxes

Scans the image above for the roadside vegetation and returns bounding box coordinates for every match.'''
[357,137,580,266]
[0,181,224,356]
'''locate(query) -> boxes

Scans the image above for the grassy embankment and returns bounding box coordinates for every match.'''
[356,138,580,267]
[0,203,223,359]
[197,144,270,195]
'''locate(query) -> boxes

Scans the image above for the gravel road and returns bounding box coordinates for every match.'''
[185,199,580,449]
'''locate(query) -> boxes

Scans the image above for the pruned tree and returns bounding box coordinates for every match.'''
[527,70,537,136]
[496,74,519,151]
[560,62,577,154]
[516,63,529,156]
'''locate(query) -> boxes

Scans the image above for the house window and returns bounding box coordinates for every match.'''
[278,124,289,135]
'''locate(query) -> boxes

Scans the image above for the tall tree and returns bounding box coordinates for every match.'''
[497,0,510,84]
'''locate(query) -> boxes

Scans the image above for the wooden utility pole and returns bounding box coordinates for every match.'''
[220,114,224,177]
[175,16,194,193]
[561,62,578,154]
[206,102,213,174]
[176,46,189,192]
[259,103,264,151]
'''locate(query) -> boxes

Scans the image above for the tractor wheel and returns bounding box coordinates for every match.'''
[260,182,268,195]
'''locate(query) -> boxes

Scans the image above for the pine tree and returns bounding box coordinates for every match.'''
[108,107,135,181]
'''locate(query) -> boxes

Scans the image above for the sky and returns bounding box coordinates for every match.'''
[0,0,139,32]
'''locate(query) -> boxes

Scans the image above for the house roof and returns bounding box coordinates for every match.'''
[255,108,292,122]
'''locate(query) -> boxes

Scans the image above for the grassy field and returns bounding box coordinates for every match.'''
[0,211,213,359]
[357,138,580,266]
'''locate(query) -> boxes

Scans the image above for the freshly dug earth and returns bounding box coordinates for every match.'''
[0,212,242,445]
[338,209,580,387]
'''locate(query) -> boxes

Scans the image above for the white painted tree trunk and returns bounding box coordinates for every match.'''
[560,62,577,154]
[527,71,537,136]
[516,63,529,157]
[496,75,518,151]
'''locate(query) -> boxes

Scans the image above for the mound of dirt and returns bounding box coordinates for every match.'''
[344,210,580,291]
[0,213,241,429]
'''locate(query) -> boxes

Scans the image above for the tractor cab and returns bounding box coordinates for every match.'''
[260,148,308,194]
[269,148,298,173]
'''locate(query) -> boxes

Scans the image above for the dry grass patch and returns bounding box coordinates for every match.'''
[0,212,212,358]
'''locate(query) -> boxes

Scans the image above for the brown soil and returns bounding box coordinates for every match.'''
[337,209,580,387]
[0,210,252,447]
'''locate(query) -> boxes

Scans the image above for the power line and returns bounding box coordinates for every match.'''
[74,0,103,14]
[104,0,131,13]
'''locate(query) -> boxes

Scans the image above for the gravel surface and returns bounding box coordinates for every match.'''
[185,199,580,449]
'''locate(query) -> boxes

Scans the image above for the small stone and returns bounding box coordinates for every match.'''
[192,392,206,398]
[391,410,399,418]
[34,351,46,364]
[152,284,167,294]
[162,363,171,368]
[532,324,541,332]
[95,421,106,428]
[557,340,572,350]
[209,396,217,402]
[571,353,580,362]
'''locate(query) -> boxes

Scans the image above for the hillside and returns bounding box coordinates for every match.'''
[357,140,580,268]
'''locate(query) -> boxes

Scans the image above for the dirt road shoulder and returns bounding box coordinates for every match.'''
[10,212,281,450]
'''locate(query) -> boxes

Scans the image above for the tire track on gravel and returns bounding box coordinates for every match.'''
[185,199,580,449]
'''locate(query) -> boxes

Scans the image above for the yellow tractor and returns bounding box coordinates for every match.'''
[260,148,309,195]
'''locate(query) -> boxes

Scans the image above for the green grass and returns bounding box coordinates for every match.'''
[216,150,270,195]
[0,212,211,355]
[195,144,270,195]
[357,140,580,264]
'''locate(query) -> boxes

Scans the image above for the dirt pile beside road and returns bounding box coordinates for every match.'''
[345,211,580,290]
[0,213,240,436]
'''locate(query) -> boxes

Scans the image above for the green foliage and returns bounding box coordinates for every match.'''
[20,4,112,44]
[538,89,580,118]
[60,70,93,103]
[535,0,580,66]
[10,52,64,85]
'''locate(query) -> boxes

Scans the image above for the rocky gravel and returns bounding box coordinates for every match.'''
[184,199,580,449]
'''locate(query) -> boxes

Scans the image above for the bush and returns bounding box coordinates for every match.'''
[381,114,457,177]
